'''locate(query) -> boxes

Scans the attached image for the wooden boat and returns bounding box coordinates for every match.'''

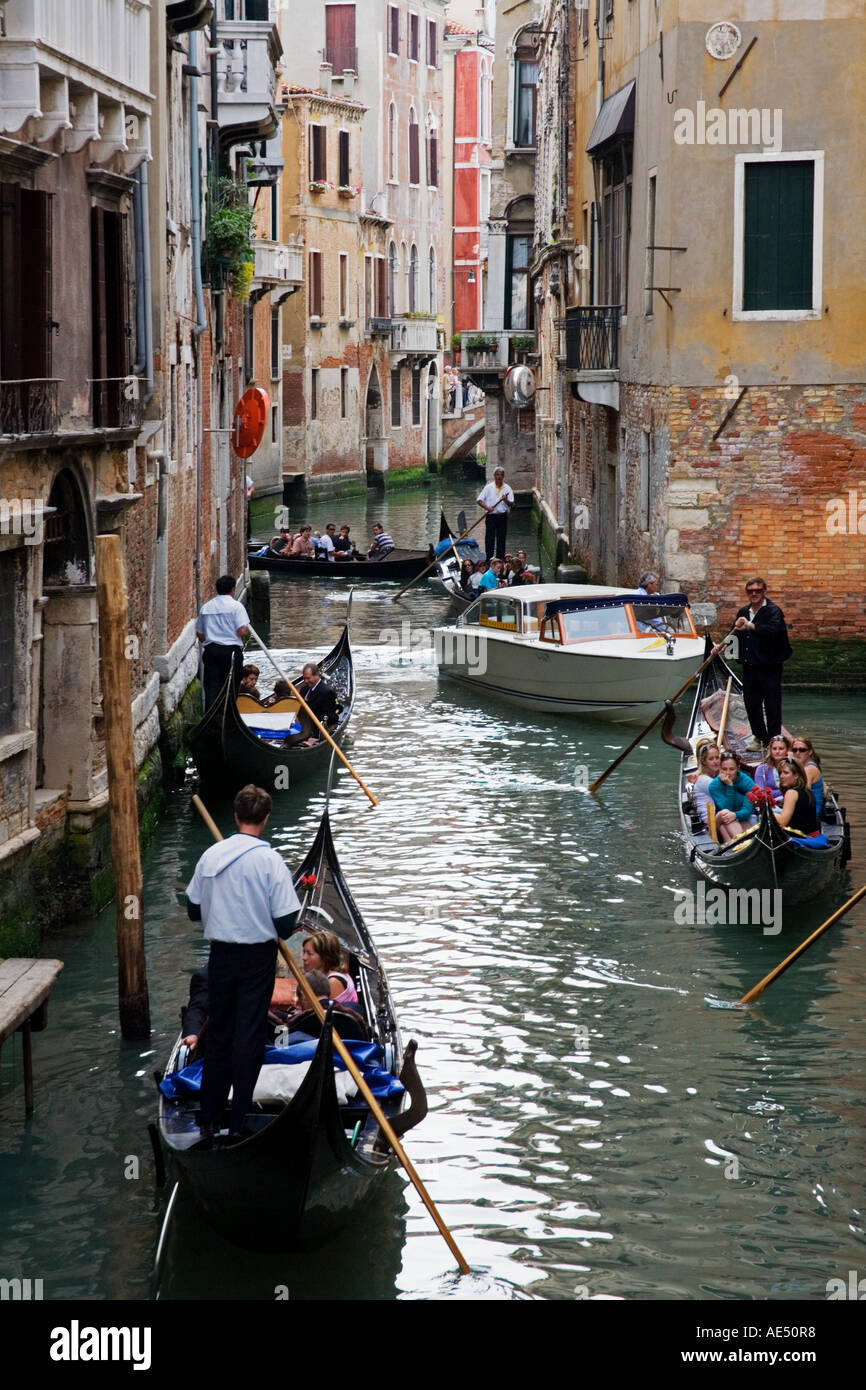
[155,811,427,1252]
[186,621,354,794]
[668,645,850,905]
[247,516,452,581]
[430,512,540,609]
[434,585,706,721]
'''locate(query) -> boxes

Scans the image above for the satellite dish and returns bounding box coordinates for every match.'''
[232,387,270,457]
[503,364,536,409]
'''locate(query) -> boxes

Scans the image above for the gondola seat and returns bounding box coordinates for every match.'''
[287,1007,371,1043]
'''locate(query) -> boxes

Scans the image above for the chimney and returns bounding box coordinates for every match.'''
[319,62,332,97]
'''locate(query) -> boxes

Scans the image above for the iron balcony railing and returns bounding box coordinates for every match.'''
[564,305,621,372]
[90,376,143,429]
[324,43,358,73]
[0,378,61,435]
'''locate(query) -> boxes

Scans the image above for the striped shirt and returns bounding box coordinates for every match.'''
[370,531,395,553]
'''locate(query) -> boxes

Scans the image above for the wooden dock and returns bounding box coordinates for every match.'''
[0,958,64,1114]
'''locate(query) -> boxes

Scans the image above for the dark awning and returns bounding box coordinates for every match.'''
[544,592,688,618]
[585,79,636,155]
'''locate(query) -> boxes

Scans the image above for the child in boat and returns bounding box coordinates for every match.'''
[753,734,791,806]
[301,930,359,1005]
[708,751,756,842]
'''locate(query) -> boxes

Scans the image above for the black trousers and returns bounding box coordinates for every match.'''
[202,643,243,711]
[484,512,509,560]
[201,939,277,1132]
[741,663,783,745]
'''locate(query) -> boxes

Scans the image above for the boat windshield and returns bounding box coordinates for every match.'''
[631,603,695,635]
[560,607,632,641]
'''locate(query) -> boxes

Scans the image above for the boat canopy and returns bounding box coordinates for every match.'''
[543,592,689,617]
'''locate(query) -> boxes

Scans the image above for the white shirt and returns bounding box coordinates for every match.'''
[186,834,300,945]
[478,481,514,514]
[317,534,336,559]
[196,594,250,647]
[748,598,767,622]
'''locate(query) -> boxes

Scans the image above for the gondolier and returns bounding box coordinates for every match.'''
[196,575,250,710]
[186,784,300,1138]
[713,577,792,750]
[477,469,514,559]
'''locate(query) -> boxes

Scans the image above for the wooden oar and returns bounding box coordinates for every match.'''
[740,882,866,1005]
[588,631,737,795]
[392,512,487,602]
[716,675,733,748]
[245,622,378,807]
[192,794,471,1275]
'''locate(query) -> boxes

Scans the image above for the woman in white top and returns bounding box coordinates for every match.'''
[692,740,721,826]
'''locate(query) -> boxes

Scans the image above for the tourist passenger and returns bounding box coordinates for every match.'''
[196,574,250,710]
[708,751,756,842]
[479,557,504,591]
[291,525,315,557]
[239,664,261,699]
[296,662,339,744]
[691,740,721,827]
[273,527,293,555]
[468,560,485,594]
[367,523,396,557]
[317,523,337,561]
[477,467,515,559]
[301,930,359,1004]
[458,558,475,595]
[334,525,353,558]
[712,577,792,751]
[186,784,301,1138]
[261,679,292,707]
[773,759,824,840]
[790,736,824,817]
[754,735,792,805]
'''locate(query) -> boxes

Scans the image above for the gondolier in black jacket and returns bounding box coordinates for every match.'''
[186,785,300,1139]
[713,577,792,750]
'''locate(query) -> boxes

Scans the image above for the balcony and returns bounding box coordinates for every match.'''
[250,237,304,297]
[324,44,358,74]
[390,315,438,357]
[90,377,143,431]
[459,331,535,372]
[368,317,392,336]
[216,17,284,148]
[0,379,61,436]
[564,306,620,373]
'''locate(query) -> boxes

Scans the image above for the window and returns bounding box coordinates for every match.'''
[505,234,533,330]
[388,103,398,181]
[90,205,128,426]
[735,154,821,318]
[411,366,421,425]
[390,367,401,426]
[409,12,419,61]
[426,18,438,67]
[644,171,656,317]
[387,4,399,55]
[309,250,323,316]
[339,253,348,318]
[340,367,349,418]
[338,129,350,188]
[480,594,519,630]
[0,183,52,432]
[270,184,279,241]
[225,1,269,17]
[408,245,418,312]
[428,246,436,312]
[325,4,356,73]
[374,255,387,317]
[270,306,280,379]
[309,125,327,182]
[364,254,373,321]
[426,118,438,187]
[581,1,590,44]
[408,108,420,185]
[311,368,319,420]
[271,403,278,442]
[388,241,397,316]
[598,147,632,312]
[513,45,538,147]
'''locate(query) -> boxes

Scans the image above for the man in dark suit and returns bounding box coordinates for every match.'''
[714,577,792,749]
[297,662,339,744]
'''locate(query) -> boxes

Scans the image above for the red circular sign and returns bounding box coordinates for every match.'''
[232,387,270,458]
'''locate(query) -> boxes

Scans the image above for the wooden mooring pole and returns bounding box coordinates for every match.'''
[95,534,151,1038]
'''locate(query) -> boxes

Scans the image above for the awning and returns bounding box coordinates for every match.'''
[586,79,636,155]
[544,593,688,618]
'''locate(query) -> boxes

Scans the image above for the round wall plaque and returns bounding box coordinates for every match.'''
[705,22,741,60]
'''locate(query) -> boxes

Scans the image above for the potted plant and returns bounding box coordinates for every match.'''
[208,177,255,299]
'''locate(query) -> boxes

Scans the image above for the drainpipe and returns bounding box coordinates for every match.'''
[189,30,207,338]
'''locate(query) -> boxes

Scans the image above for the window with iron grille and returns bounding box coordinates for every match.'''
[411,366,421,425]
[309,125,327,182]
[0,184,53,430]
[387,5,399,55]
[409,12,419,61]
[390,368,401,426]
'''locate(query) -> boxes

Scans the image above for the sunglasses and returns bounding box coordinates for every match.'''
[746,587,765,594]
[792,745,808,752]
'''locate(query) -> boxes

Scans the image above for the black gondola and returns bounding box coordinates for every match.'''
[186,619,354,794]
[668,645,849,906]
[247,516,452,580]
[155,811,427,1252]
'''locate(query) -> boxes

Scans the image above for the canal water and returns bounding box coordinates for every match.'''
[1,476,864,1302]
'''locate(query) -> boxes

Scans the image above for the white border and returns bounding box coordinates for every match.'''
[732,150,824,322]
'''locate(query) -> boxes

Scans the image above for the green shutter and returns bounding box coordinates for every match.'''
[743,161,813,311]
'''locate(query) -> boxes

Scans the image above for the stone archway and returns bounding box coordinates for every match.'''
[364,366,387,476]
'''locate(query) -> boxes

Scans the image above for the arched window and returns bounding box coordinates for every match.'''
[408,244,418,312]
[408,105,420,185]
[428,246,436,313]
[400,240,408,314]
[388,102,398,181]
[388,240,397,316]
[425,111,438,187]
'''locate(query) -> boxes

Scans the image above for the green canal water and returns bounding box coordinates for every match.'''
[1,477,865,1301]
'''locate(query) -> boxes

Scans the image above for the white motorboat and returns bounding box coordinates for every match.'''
[432,584,706,721]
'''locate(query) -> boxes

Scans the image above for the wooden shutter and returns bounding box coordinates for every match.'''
[743,160,814,312]
[325,5,356,72]
[427,19,437,67]
[309,126,326,182]
[375,257,387,317]
[409,13,419,61]
[388,6,399,55]
[309,251,323,316]
[427,132,438,187]
[409,119,420,184]
[338,130,350,188]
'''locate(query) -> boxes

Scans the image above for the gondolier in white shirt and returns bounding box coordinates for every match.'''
[477,468,515,560]
[186,784,300,1138]
[196,574,250,711]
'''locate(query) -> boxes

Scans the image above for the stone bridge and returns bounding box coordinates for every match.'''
[440,401,485,461]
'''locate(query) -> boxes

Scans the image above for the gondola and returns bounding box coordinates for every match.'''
[155,810,427,1252]
[186,619,354,794]
[247,516,452,580]
[668,643,850,906]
